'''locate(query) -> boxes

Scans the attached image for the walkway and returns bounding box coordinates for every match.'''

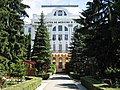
[36,74,87,90]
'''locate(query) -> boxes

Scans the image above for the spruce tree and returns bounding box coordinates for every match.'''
[0,0,30,76]
[71,0,120,77]
[32,12,51,73]
[24,34,31,60]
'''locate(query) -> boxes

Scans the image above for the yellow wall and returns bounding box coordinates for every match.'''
[52,53,69,72]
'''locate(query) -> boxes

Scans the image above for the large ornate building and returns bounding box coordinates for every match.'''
[24,5,79,72]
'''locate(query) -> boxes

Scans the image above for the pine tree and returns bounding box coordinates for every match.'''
[32,12,52,73]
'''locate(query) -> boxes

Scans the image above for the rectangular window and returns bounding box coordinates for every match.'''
[59,62,62,68]
[28,27,31,33]
[66,44,68,50]
[65,34,68,40]
[58,10,62,16]
[58,34,62,41]
[53,44,55,50]
[52,34,56,40]
[58,25,62,31]
[59,44,62,50]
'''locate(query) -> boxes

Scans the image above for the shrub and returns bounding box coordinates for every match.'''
[48,69,53,74]
[47,72,53,76]
[48,64,56,74]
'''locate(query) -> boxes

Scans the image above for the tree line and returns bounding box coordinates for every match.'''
[0,0,52,78]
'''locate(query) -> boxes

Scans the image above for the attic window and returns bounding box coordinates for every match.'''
[58,10,62,16]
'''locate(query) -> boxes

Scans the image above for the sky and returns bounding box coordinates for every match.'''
[22,0,91,22]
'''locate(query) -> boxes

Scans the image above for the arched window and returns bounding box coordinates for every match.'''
[73,26,78,31]
[54,11,56,16]
[59,57,62,60]
[53,57,56,60]
[53,26,56,31]
[64,11,67,16]
[65,26,68,31]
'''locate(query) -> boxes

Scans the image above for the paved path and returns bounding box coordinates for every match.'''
[36,74,87,90]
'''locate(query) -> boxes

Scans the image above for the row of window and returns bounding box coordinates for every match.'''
[53,44,68,51]
[53,26,68,31]
[52,34,68,41]
[26,25,77,34]
[46,21,76,24]
[53,57,68,60]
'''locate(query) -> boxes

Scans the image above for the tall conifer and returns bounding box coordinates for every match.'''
[32,12,51,72]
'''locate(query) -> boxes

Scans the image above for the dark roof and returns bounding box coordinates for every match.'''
[41,5,79,7]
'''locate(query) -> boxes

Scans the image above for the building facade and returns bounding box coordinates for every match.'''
[24,5,79,72]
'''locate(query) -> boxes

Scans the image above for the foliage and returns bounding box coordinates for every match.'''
[68,0,120,79]
[0,56,9,76]
[48,64,56,74]
[105,67,120,74]
[10,60,26,79]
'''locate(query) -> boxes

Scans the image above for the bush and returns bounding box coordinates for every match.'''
[2,77,42,90]
[48,64,56,74]
[47,72,53,76]
[48,69,54,74]
[1,80,7,88]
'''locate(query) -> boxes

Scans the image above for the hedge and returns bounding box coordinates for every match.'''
[81,76,120,90]
[69,73,80,80]
[36,73,50,80]
[2,77,42,90]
